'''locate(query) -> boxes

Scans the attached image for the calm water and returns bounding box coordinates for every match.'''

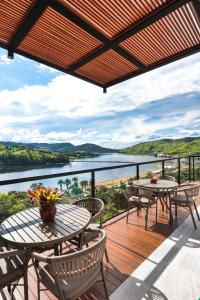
[0,153,161,193]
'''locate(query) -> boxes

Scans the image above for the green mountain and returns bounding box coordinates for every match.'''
[121,137,200,156]
[0,142,117,154]
[0,145,70,166]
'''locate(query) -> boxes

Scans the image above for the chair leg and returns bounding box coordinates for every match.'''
[160,198,165,211]
[194,202,200,221]
[145,207,149,230]
[137,207,140,216]
[169,200,173,224]
[188,203,197,229]
[126,203,130,223]
[24,269,29,300]
[105,247,109,263]
[175,204,177,217]
[101,264,109,300]
[155,201,158,224]
[37,278,41,300]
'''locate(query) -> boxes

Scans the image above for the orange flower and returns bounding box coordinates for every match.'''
[28,187,64,209]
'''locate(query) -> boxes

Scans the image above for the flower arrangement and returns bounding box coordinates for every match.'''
[28,187,64,210]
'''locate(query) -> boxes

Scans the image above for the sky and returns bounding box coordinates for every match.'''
[0,48,200,149]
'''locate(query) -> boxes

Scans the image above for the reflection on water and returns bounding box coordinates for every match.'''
[0,153,161,193]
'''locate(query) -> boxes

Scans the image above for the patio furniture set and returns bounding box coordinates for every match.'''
[0,178,199,299]
[0,198,109,300]
[125,175,200,230]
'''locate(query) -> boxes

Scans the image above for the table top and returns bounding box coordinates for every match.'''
[133,179,178,190]
[0,204,91,249]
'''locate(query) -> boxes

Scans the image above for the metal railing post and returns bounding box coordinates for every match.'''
[188,156,191,181]
[177,158,181,184]
[162,160,165,176]
[91,171,95,197]
[136,165,139,180]
[193,156,195,181]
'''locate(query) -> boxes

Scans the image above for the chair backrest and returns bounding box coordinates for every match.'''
[159,175,176,182]
[32,229,106,299]
[125,186,154,200]
[126,186,140,198]
[138,187,155,199]
[184,184,200,199]
[73,197,104,224]
[0,247,29,289]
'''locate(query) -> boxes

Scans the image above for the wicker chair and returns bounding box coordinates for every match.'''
[158,175,177,211]
[125,186,157,230]
[70,197,109,262]
[170,183,200,229]
[0,246,29,299]
[32,229,109,300]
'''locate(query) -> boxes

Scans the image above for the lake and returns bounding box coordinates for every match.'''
[0,153,161,193]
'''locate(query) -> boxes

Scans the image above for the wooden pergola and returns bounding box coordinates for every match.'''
[1,0,200,92]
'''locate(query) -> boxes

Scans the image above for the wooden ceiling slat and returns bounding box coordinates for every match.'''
[120,2,200,67]
[18,7,102,69]
[75,50,139,85]
[0,0,35,44]
[0,0,200,89]
[58,0,169,39]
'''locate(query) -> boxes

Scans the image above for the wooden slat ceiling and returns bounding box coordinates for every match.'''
[0,0,200,91]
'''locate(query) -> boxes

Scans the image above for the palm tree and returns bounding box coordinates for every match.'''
[58,179,64,190]
[64,178,71,191]
[80,180,88,191]
[72,177,79,187]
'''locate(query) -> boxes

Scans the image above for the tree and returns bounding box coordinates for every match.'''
[58,179,64,190]
[80,180,88,191]
[64,178,71,191]
[72,177,79,187]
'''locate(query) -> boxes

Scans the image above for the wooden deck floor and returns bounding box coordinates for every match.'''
[2,196,199,300]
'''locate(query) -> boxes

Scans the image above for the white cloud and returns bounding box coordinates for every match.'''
[37,64,59,73]
[0,54,12,65]
[0,52,200,147]
[1,53,200,120]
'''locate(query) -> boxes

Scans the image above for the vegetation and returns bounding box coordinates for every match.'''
[0,145,70,165]
[0,141,117,154]
[121,137,200,156]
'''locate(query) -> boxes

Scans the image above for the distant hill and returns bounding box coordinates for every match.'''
[0,142,117,154]
[121,137,200,156]
[0,145,70,166]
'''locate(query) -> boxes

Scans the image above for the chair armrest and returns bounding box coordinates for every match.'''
[0,248,26,259]
[32,252,49,263]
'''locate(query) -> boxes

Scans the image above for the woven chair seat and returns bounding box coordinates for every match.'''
[129,196,152,205]
[171,194,194,205]
[82,225,100,244]
[38,263,100,299]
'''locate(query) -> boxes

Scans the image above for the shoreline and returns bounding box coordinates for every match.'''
[96,171,150,187]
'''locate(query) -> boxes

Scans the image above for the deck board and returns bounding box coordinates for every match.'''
[1,195,199,300]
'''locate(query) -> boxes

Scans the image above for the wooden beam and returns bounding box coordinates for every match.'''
[61,0,189,73]
[106,44,200,88]
[192,0,200,23]
[0,42,104,88]
[8,0,49,51]
[49,0,146,70]
[114,0,190,44]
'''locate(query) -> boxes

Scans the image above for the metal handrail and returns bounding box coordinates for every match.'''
[0,155,198,196]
